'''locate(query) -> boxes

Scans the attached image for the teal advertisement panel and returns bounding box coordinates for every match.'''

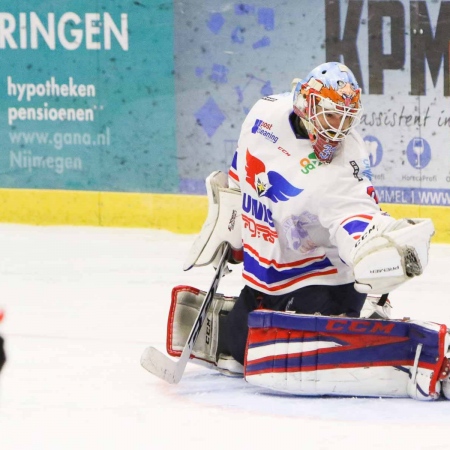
[174,0,450,206]
[0,1,177,193]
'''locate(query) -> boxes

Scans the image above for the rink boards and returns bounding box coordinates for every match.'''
[0,188,448,243]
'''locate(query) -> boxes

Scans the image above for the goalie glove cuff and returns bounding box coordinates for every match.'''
[350,217,434,295]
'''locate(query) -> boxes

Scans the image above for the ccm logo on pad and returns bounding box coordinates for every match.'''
[325,319,396,334]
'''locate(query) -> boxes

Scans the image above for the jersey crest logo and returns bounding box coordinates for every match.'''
[245,149,303,202]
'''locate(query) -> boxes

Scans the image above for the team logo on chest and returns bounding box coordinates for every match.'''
[245,149,303,202]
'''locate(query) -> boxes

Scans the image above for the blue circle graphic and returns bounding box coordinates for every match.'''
[406,138,431,169]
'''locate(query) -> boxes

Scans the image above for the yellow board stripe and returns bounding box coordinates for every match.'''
[0,188,207,234]
[0,188,449,242]
[380,203,450,243]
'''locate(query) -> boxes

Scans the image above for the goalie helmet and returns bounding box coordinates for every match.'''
[293,62,362,163]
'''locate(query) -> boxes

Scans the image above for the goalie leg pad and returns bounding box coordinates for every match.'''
[244,310,449,400]
[167,285,243,376]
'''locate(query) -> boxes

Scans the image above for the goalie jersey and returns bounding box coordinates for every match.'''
[228,92,385,295]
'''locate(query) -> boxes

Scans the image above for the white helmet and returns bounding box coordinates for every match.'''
[293,62,363,163]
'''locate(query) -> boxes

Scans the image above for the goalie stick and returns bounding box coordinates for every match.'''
[140,243,231,384]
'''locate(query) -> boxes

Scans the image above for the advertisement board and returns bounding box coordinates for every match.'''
[174,0,450,207]
[0,1,178,193]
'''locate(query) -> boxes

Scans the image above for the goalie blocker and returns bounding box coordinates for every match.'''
[183,171,243,271]
[168,286,450,400]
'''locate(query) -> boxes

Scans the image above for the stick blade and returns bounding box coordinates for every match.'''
[140,346,182,384]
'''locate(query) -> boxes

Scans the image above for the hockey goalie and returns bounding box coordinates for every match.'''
[149,62,450,400]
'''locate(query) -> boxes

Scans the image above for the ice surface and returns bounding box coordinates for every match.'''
[0,224,450,449]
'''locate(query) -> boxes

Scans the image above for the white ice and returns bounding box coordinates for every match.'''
[0,224,450,450]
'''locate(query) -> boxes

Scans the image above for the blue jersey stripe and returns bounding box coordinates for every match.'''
[244,252,334,286]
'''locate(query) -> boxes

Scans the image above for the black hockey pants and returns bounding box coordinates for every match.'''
[222,283,366,365]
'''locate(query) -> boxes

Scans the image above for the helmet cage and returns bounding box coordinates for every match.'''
[307,91,361,142]
[292,62,363,163]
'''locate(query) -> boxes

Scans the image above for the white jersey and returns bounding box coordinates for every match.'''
[229,92,387,295]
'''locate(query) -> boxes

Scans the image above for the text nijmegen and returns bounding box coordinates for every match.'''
[10,150,82,174]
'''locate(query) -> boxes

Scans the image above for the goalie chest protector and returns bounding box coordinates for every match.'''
[244,310,449,399]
